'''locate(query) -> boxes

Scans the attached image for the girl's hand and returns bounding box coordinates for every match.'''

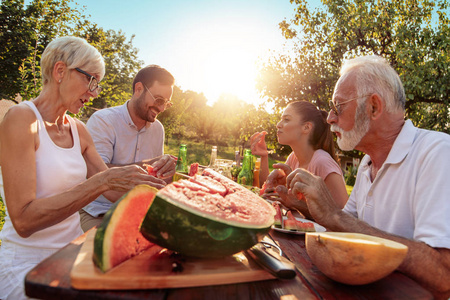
[250,131,268,157]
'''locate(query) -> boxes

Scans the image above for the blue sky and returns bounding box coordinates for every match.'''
[72,0,300,106]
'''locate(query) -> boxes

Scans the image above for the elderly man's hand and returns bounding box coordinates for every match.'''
[286,168,340,224]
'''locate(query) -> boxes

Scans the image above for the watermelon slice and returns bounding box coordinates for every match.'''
[259,182,269,195]
[140,168,275,258]
[93,185,162,272]
[272,202,283,228]
[283,210,315,232]
[189,162,199,177]
[286,210,296,221]
[297,221,315,232]
[144,164,158,176]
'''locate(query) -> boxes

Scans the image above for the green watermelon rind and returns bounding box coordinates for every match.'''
[93,185,156,272]
[140,193,273,258]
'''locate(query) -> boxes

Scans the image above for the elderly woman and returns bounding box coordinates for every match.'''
[0,36,166,299]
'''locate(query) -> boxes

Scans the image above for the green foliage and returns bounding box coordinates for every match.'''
[81,28,143,118]
[0,0,90,99]
[0,0,143,116]
[0,196,4,245]
[258,0,450,133]
[344,164,357,186]
[346,185,353,196]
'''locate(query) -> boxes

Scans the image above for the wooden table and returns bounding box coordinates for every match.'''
[25,229,434,300]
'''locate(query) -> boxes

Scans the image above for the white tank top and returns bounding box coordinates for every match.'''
[0,101,86,249]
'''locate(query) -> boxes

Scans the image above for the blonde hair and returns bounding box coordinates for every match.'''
[40,36,105,85]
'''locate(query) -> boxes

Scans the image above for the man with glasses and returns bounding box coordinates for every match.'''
[80,65,177,231]
[279,55,450,297]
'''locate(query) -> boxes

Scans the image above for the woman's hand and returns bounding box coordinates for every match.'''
[250,131,268,157]
[265,163,292,188]
[104,165,167,191]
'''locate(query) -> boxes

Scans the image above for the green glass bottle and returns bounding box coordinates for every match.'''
[174,144,188,181]
[237,149,253,186]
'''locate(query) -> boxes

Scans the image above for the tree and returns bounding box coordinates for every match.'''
[0,0,143,118]
[158,86,193,145]
[80,28,143,119]
[190,107,220,148]
[0,0,88,99]
[258,0,450,133]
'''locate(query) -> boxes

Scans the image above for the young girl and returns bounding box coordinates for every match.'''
[251,101,348,211]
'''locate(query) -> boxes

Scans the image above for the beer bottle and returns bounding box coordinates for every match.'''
[237,149,253,186]
[253,158,261,187]
[174,144,188,181]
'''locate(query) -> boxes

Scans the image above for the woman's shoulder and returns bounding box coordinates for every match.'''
[71,116,89,136]
[312,149,335,162]
[1,102,37,129]
[309,149,343,177]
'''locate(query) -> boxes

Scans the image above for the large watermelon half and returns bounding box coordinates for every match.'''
[93,185,161,272]
[140,168,275,258]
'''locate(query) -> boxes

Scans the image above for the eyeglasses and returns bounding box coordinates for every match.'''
[328,94,371,116]
[143,84,173,108]
[75,68,102,93]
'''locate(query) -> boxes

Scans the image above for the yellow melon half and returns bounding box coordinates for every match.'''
[306,232,408,285]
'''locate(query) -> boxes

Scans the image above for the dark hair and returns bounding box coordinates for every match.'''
[132,65,175,93]
[288,101,338,162]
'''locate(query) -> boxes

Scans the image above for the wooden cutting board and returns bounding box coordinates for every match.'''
[70,229,275,290]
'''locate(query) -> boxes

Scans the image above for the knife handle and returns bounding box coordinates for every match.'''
[247,244,297,279]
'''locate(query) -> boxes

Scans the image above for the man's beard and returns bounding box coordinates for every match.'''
[331,102,370,151]
[135,93,160,123]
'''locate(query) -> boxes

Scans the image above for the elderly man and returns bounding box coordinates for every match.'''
[279,55,450,298]
[80,65,177,231]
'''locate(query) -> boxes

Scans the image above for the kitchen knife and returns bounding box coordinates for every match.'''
[246,242,297,279]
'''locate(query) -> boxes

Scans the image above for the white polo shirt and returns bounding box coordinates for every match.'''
[344,120,450,249]
[82,101,164,217]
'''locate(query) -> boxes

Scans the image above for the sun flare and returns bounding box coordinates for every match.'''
[167,15,276,107]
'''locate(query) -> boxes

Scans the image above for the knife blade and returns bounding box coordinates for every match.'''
[246,242,297,279]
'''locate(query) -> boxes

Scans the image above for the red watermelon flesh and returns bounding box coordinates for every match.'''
[144,164,158,177]
[273,202,283,227]
[158,168,274,227]
[201,168,240,193]
[93,185,163,272]
[283,210,315,232]
[283,219,297,231]
[189,174,227,196]
[189,162,199,177]
[286,210,296,221]
[297,221,315,232]
[172,179,210,192]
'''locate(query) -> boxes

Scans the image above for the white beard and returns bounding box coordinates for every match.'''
[331,103,370,151]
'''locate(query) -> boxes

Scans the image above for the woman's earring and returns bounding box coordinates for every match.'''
[58,79,62,83]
